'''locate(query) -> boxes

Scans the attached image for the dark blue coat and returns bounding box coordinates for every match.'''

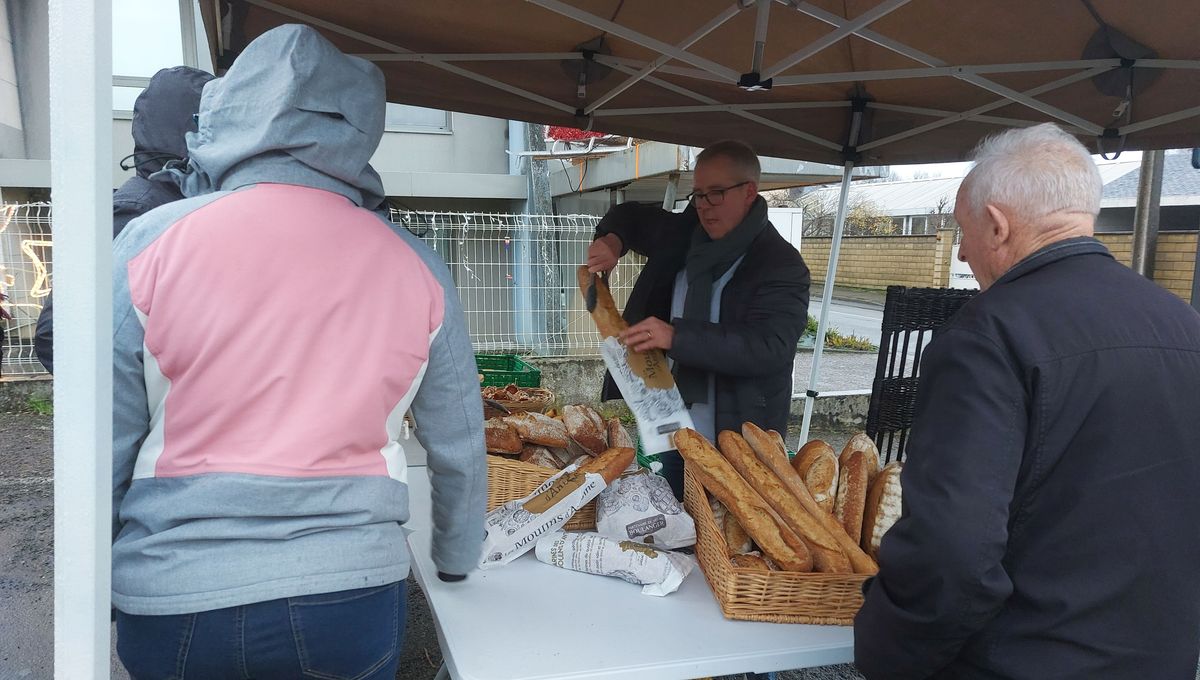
[855,237,1200,679]
[34,66,212,373]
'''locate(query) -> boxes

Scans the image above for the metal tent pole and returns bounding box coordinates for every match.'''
[797,159,855,447]
[49,0,113,676]
[797,99,865,448]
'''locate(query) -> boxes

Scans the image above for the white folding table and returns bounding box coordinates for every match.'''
[404,465,855,680]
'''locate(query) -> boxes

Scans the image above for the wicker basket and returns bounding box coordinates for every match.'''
[486,455,596,531]
[482,386,554,414]
[682,466,868,625]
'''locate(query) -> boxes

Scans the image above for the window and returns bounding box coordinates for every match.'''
[384,103,451,133]
[909,216,930,235]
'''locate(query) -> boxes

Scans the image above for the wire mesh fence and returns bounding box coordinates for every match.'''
[390,209,643,356]
[0,203,53,377]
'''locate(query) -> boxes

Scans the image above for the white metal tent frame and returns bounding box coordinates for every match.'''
[48,0,1200,676]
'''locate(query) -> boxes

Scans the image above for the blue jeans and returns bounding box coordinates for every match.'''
[116,581,407,680]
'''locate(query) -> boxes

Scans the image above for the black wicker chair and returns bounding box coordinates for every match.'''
[866,286,978,463]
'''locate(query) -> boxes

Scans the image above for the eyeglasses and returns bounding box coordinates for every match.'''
[686,181,750,207]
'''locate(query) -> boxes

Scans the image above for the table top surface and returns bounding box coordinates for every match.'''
[404,466,856,680]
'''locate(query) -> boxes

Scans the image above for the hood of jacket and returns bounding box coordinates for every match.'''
[131,66,213,178]
[161,24,387,209]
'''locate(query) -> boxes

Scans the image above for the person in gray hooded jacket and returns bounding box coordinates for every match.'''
[110,24,486,679]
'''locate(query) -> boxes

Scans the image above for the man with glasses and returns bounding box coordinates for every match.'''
[586,140,811,499]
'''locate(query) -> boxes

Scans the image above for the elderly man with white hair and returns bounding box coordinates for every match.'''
[854,123,1200,679]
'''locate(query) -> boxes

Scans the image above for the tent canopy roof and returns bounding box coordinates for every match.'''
[204,0,1200,165]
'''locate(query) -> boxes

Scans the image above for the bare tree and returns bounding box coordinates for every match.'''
[799,190,898,237]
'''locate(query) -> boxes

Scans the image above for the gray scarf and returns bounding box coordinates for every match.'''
[674,196,769,404]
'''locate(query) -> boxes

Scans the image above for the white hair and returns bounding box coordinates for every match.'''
[963,123,1102,224]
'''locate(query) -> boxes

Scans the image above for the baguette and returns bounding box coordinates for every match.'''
[711,499,754,555]
[793,440,839,513]
[673,429,813,572]
[719,430,852,574]
[576,265,627,338]
[730,552,776,572]
[577,446,636,484]
[834,449,872,546]
[841,433,881,486]
[504,411,570,448]
[861,462,903,559]
[743,423,878,575]
[484,418,523,455]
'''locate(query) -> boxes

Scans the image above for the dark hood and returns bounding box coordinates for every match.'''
[131,66,214,178]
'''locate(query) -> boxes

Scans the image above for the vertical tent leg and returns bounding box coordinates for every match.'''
[798,160,855,447]
[49,0,113,677]
[662,171,680,210]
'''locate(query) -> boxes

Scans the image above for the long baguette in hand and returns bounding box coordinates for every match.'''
[742,423,878,575]
[719,431,852,574]
[673,429,813,572]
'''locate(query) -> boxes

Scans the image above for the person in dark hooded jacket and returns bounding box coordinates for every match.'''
[33,66,212,373]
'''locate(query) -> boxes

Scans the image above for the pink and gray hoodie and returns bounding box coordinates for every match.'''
[110,24,486,615]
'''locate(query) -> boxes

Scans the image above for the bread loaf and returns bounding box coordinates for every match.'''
[834,448,872,545]
[519,444,563,470]
[742,423,878,575]
[793,440,839,513]
[710,499,754,555]
[673,429,813,572]
[606,418,635,449]
[563,404,607,456]
[861,462,903,559]
[576,446,636,483]
[720,430,852,574]
[504,411,570,448]
[485,418,523,454]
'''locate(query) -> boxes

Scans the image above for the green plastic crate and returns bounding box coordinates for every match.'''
[475,354,541,388]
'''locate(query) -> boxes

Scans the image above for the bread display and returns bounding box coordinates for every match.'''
[673,428,813,572]
[740,423,880,574]
[834,448,873,546]
[721,430,852,574]
[793,440,839,514]
[504,411,570,448]
[563,404,608,456]
[485,418,523,454]
[861,462,903,559]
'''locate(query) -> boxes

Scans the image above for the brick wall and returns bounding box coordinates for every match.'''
[802,235,939,289]
[803,232,1198,303]
[1096,232,1197,302]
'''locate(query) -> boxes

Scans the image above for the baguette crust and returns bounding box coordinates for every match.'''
[504,411,570,448]
[862,462,903,559]
[725,429,852,574]
[743,423,878,575]
[841,433,881,486]
[794,441,839,513]
[576,446,635,484]
[673,429,813,572]
[485,418,523,454]
[834,449,872,545]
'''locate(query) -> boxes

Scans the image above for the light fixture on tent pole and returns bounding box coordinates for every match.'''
[798,96,868,448]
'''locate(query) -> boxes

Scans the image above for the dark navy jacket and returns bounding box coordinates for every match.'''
[34,66,212,373]
[855,237,1200,679]
[593,200,810,436]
